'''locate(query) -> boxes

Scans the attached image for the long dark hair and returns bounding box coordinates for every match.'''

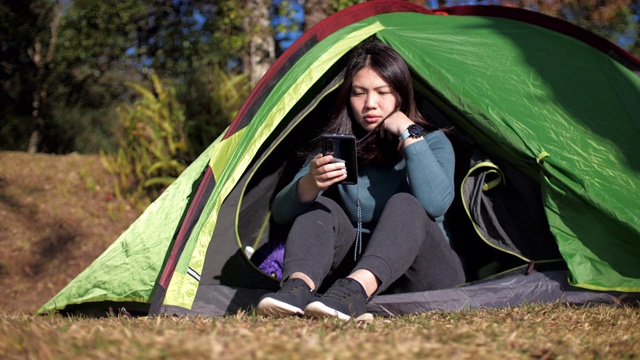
[322,39,437,165]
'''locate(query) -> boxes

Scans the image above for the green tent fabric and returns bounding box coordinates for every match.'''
[375,13,640,292]
[38,1,640,316]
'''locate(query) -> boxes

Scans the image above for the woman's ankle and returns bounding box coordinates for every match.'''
[288,272,316,291]
[348,269,380,297]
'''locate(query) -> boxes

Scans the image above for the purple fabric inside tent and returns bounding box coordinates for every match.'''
[250,241,285,280]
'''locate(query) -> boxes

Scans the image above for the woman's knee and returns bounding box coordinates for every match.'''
[385,192,423,213]
[314,195,341,211]
[298,196,353,234]
[379,192,442,240]
[297,196,341,218]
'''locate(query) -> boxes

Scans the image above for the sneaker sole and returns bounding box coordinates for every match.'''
[256,297,304,318]
[304,301,351,321]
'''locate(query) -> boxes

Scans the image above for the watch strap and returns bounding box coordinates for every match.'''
[401,124,425,141]
[400,128,411,142]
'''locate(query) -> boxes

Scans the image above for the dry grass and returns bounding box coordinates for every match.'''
[0,151,141,313]
[2,149,639,360]
[1,304,638,359]
[1,154,638,359]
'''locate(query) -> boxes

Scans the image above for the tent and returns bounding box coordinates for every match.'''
[39,0,640,317]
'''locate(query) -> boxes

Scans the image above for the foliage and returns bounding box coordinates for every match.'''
[0,114,32,152]
[49,105,122,153]
[516,0,640,57]
[2,0,639,156]
[209,0,275,85]
[101,74,188,210]
[55,0,142,72]
[271,0,304,54]
[99,67,250,208]
[1,0,236,154]
[436,0,640,59]
[181,66,252,156]
[124,0,218,76]
[209,1,254,69]
[0,0,145,153]
[0,0,60,152]
[332,0,365,12]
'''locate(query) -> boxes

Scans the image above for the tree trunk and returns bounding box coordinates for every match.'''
[243,0,276,86]
[303,0,332,31]
[28,0,65,153]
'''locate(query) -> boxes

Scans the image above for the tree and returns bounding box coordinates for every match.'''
[0,0,67,153]
[0,2,38,151]
[1,0,147,153]
[28,0,66,153]
[2,0,235,153]
[271,0,304,55]
[515,0,637,56]
[303,0,332,31]
[244,0,276,85]
[432,0,640,59]
[207,1,275,85]
[303,0,365,31]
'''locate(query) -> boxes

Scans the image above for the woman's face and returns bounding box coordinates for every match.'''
[349,67,397,132]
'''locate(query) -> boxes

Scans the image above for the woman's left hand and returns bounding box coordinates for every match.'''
[380,111,415,149]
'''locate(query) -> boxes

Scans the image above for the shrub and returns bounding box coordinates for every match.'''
[101,74,188,209]
[182,65,251,156]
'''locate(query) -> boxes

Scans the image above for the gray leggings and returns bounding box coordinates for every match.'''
[281,192,466,295]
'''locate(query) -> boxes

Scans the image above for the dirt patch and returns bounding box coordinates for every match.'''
[0,151,141,313]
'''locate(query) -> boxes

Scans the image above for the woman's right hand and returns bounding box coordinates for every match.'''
[297,154,347,202]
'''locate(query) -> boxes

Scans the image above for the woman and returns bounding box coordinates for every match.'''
[256,40,465,320]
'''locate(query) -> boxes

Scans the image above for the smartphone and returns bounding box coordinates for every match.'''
[321,134,358,185]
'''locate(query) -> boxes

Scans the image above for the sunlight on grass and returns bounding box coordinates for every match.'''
[0,304,638,359]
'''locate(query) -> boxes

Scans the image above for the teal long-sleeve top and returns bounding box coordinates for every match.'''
[272,130,455,234]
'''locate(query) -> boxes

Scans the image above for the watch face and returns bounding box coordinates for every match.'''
[408,124,425,137]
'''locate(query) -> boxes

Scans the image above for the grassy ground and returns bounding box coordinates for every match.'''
[1,151,638,359]
[1,304,639,359]
[0,151,140,313]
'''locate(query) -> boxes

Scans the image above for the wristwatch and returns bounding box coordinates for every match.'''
[400,124,426,142]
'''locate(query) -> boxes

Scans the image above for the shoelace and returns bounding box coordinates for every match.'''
[323,280,362,301]
[280,280,309,294]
